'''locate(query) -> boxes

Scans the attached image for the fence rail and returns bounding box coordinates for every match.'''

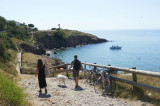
[47,62,160,93]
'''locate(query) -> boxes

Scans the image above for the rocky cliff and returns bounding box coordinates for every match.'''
[20,29,108,54]
[20,44,46,55]
[34,29,108,49]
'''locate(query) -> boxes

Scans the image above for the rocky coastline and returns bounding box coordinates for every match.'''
[35,34,108,49]
[20,30,108,55]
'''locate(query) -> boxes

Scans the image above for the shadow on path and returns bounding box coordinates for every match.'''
[58,85,67,88]
[74,86,84,91]
[38,93,51,98]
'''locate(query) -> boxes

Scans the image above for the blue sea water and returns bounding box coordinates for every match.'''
[49,30,160,72]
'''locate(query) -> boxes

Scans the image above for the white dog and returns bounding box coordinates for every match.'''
[57,74,67,85]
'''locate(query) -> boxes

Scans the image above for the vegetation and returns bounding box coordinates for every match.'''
[0,17,29,104]
[114,74,160,105]
[51,28,56,30]
[0,50,17,76]
[34,30,66,41]
[0,33,16,62]
[28,24,34,28]
[0,72,26,105]
[62,29,94,38]
[34,29,93,41]
[0,16,33,40]
[7,22,31,40]
[0,16,6,31]
[0,49,27,105]
[0,33,16,49]
[22,52,41,68]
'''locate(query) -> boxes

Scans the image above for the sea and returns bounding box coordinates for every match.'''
[48,29,160,72]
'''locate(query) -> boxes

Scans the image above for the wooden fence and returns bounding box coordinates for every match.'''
[48,62,160,93]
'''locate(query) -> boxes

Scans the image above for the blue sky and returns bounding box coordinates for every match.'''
[0,0,160,30]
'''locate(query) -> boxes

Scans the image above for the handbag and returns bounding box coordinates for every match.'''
[45,67,50,76]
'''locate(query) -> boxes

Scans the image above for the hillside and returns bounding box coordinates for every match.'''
[33,29,108,49]
[1,16,107,54]
[19,29,108,54]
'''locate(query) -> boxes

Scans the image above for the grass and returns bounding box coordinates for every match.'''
[21,52,38,74]
[11,38,23,44]
[0,72,27,106]
[0,49,28,105]
[62,29,93,38]
[0,50,17,76]
[22,52,40,73]
[60,71,85,79]
[34,29,95,39]
[113,73,160,105]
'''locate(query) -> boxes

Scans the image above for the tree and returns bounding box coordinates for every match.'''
[28,24,34,28]
[32,27,38,32]
[51,28,56,30]
[0,16,6,31]
[0,33,16,49]
[8,21,16,27]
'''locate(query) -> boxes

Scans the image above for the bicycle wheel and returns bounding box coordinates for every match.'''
[90,75,97,84]
[104,79,116,95]
[85,74,92,83]
[94,78,103,94]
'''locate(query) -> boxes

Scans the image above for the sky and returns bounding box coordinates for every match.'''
[0,0,160,30]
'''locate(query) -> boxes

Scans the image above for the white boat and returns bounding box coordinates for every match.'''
[110,45,122,49]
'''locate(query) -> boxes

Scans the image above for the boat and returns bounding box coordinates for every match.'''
[110,45,122,49]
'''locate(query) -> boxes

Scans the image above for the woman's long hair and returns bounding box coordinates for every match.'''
[37,59,44,70]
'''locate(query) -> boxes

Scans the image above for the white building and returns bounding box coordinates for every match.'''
[7,20,21,26]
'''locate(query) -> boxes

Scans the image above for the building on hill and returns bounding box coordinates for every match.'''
[7,20,21,26]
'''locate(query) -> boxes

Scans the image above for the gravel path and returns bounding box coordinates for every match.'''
[16,52,21,75]
[18,77,148,106]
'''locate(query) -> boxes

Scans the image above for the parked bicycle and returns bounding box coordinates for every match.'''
[94,68,118,95]
[94,69,105,93]
[85,67,101,84]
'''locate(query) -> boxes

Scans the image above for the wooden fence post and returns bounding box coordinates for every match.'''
[84,62,86,78]
[132,67,137,92]
[53,67,56,77]
[94,63,97,70]
[66,65,69,78]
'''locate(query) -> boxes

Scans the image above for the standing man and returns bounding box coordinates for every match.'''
[69,55,83,88]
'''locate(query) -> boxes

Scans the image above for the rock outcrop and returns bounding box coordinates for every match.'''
[35,34,107,49]
[20,29,108,54]
[20,44,46,55]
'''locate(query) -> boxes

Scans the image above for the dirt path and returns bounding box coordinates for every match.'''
[16,52,21,75]
[18,77,150,106]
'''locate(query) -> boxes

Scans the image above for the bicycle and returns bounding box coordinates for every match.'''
[102,68,118,95]
[93,68,118,95]
[94,69,105,94]
[85,68,101,85]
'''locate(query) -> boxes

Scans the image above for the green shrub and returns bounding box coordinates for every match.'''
[3,63,17,76]
[0,42,11,62]
[0,49,17,76]
[79,72,85,79]
[0,62,6,69]
[0,72,26,105]
[0,33,16,50]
